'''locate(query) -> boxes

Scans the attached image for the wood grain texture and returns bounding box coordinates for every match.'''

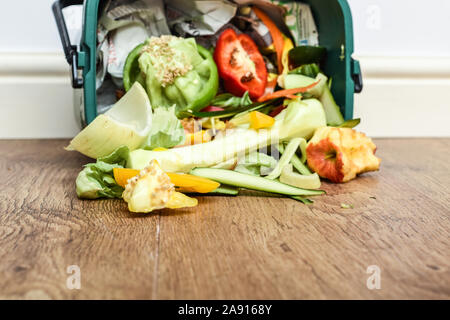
[0,139,448,299]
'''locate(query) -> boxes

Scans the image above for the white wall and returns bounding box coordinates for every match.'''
[2,0,449,57]
[0,0,61,53]
[348,0,450,57]
[0,0,449,138]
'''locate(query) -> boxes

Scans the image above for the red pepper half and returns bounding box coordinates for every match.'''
[214,29,268,100]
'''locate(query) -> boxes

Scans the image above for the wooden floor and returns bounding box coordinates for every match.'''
[0,138,448,299]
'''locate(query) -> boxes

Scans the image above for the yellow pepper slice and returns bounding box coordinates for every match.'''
[121,160,198,212]
[113,167,219,193]
[202,118,226,130]
[167,172,219,193]
[113,168,140,188]
[184,130,212,146]
[229,111,276,130]
[249,111,275,130]
[267,72,278,83]
[281,37,294,74]
[166,191,198,209]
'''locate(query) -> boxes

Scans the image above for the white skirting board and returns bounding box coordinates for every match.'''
[353,56,450,137]
[0,53,79,139]
[0,52,449,138]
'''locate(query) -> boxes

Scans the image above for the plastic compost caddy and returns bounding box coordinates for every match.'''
[53,0,363,127]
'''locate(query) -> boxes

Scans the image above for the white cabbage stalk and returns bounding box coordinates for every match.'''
[66,83,152,159]
[127,99,326,172]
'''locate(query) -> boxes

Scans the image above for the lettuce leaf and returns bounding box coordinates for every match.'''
[75,146,130,199]
[98,145,130,166]
[141,106,185,150]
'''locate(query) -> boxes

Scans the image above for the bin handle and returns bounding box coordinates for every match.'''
[351,58,363,93]
[52,0,84,88]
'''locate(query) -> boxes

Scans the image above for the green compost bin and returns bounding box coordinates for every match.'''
[53,0,362,126]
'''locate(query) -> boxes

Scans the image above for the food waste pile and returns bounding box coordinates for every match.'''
[67,0,381,213]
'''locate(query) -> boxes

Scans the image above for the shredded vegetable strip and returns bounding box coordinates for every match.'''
[285,94,300,100]
[253,7,285,74]
[257,81,319,102]
[266,138,302,180]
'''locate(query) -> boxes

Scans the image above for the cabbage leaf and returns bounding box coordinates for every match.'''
[140,106,185,150]
[75,146,129,199]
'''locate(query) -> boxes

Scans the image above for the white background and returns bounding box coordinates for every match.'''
[1,0,450,57]
[0,0,449,138]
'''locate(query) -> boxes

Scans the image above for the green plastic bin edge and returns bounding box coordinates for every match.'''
[79,0,360,124]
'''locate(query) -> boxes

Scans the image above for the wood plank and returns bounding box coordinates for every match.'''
[156,139,450,299]
[0,140,158,299]
[0,139,448,299]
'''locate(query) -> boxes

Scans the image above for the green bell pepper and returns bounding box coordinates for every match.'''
[122,36,218,118]
[123,43,145,92]
[181,45,219,118]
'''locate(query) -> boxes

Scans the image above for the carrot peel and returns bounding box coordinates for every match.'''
[257,80,319,102]
[253,7,285,74]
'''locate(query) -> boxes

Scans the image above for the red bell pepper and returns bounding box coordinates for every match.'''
[214,29,268,100]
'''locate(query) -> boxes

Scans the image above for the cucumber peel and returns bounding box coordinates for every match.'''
[337,118,361,129]
[266,138,303,180]
[320,84,345,126]
[290,196,314,204]
[289,196,314,204]
[190,168,325,196]
[280,164,321,189]
[210,185,239,196]
[280,72,345,126]
[289,154,311,175]
[278,142,311,175]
